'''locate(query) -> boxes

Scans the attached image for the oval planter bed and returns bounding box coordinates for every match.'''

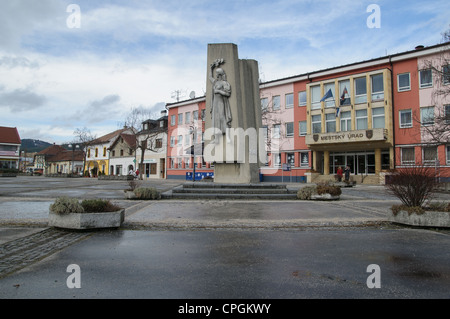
[389,210,450,228]
[311,194,340,201]
[48,197,124,230]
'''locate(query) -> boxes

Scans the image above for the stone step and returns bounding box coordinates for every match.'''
[172,187,291,194]
[182,182,288,189]
[162,192,298,200]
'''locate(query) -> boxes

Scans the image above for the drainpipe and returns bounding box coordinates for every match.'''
[388,56,396,170]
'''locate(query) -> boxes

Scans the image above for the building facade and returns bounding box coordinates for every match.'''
[0,126,21,171]
[165,43,450,183]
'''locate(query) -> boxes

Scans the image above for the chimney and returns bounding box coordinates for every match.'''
[161,110,167,116]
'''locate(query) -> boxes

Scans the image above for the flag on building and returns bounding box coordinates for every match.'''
[320,89,333,102]
[336,106,340,117]
[340,87,349,106]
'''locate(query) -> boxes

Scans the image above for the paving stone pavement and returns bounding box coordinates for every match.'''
[0,228,91,279]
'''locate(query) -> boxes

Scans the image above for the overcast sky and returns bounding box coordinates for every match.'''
[1,0,449,144]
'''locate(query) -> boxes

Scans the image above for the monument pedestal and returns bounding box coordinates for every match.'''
[204,43,263,184]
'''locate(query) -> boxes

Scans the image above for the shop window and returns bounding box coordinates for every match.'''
[399,109,412,128]
[300,152,309,167]
[356,109,368,130]
[371,74,384,101]
[372,107,385,129]
[354,77,367,104]
[398,73,410,91]
[401,148,415,165]
[286,153,295,166]
[298,91,306,106]
[419,69,433,88]
[423,146,437,164]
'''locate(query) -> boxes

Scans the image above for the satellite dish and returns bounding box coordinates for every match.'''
[189,91,195,99]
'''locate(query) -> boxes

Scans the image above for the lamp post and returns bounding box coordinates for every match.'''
[189,125,197,182]
[68,144,80,175]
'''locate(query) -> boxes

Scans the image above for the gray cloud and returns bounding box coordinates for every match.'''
[0,56,40,69]
[0,87,47,112]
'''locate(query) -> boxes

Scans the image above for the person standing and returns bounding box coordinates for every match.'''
[344,165,351,182]
[336,166,343,182]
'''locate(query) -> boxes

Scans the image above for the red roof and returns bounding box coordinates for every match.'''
[0,126,21,145]
[36,144,66,156]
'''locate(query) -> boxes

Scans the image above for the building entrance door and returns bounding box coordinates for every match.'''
[357,155,366,175]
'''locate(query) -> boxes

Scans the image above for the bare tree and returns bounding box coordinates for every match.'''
[414,28,450,144]
[73,127,96,175]
[123,107,167,179]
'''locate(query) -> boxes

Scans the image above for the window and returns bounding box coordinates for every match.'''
[446,105,450,124]
[324,82,335,107]
[399,109,412,128]
[178,113,183,125]
[300,152,309,167]
[398,73,411,91]
[185,157,190,168]
[261,97,268,111]
[201,109,206,121]
[120,149,124,156]
[312,115,322,133]
[356,109,368,130]
[177,158,182,169]
[95,148,98,157]
[193,110,198,121]
[171,115,176,126]
[87,149,91,157]
[419,69,432,88]
[286,153,295,166]
[443,65,450,85]
[272,124,281,138]
[156,138,162,148]
[423,146,437,164]
[185,112,191,124]
[372,107,385,129]
[401,148,415,165]
[447,145,450,165]
[160,120,164,128]
[285,93,294,108]
[286,122,294,137]
[274,153,281,167]
[299,121,307,136]
[272,95,280,110]
[311,85,321,109]
[170,158,175,168]
[354,77,367,104]
[184,135,190,146]
[420,106,434,126]
[111,150,115,157]
[340,111,351,131]
[177,135,182,145]
[103,147,106,156]
[298,91,307,106]
[339,80,351,106]
[325,113,336,133]
[371,74,384,101]
[170,136,175,147]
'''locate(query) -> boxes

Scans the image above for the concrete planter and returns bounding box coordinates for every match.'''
[311,194,340,201]
[389,210,450,228]
[49,209,125,230]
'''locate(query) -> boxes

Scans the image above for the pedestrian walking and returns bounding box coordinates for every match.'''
[344,165,351,182]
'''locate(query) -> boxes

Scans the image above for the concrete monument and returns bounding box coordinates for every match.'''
[204,43,263,184]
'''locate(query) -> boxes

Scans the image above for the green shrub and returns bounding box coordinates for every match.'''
[50,197,84,215]
[81,199,122,213]
[297,186,317,200]
[133,187,160,200]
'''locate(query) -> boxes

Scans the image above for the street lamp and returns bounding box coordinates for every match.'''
[68,144,80,174]
[189,125,197,182]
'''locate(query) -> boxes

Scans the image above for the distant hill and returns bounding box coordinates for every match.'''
[21,139,52,153]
